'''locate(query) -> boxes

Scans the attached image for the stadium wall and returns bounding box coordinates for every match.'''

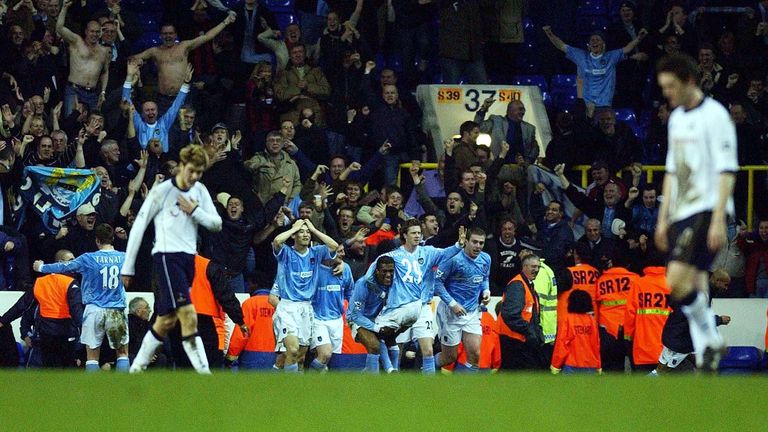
[2,292,765,351]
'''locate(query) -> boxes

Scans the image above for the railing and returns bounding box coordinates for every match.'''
[399,163,768,230]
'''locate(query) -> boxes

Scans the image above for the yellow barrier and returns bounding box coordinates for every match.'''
[398,163,767,230]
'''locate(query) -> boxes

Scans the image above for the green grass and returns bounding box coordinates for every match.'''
[1,371,767,431]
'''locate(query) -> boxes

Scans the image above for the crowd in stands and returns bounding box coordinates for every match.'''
[0,0,767,371]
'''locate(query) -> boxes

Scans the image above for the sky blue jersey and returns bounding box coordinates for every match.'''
[347,275,389,331]
[434,251,491,313]
[365,243,462,310]
[40,250,126,309]
[274,244,333,301]
[312,263,354,321]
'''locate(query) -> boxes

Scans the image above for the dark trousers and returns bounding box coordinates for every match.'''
[499,335,546,370]
[39,334,78,368]
[599,326,626,372]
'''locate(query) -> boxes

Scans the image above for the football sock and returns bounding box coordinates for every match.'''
[131,329,163,370]
[310,358,328,371]
[182,333,211,374]
[284,363,299,373]
[379,341,393,372]
[433,352,442,368]
[422,355,436,375]
[115,356,130,372]
[681,291,718,339]
[85,360,100,372]
[365,354,380,374]
[388,346,401,371]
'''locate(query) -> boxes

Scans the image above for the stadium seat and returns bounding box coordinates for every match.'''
[328,354,367,370]
[718,346,762,374]
[274,13,298,31]
[577,0,608,16]
[550,75,578,110]
[614,108,643,139]
[238,352,277,370]
[16,342,25,367]
[265,0,295,13]
[511,75,548,93]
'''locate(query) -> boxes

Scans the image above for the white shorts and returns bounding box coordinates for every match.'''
[436,302,482,347]
[376,300,421,334]
[658,346,691,368]
[81,304,128,350]
[310,317,343,353]
[273,300,314,347]
[396,302,435,344]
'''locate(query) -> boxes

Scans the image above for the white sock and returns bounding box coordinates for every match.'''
[132,330,163,370]
[681,292,719,340]
[182,335,211,374]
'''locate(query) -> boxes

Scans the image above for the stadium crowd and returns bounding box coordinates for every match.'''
[0,0,767,373]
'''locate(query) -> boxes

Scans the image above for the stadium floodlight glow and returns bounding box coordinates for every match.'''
[476,133,492,147]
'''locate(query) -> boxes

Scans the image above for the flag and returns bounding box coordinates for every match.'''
[17,167,101,233]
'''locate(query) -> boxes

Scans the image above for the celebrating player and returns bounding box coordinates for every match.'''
[363,219,466,373]
[272,218,339,372]
[654,53,738,371]
[434,227,491,372]
[34,224,128,372]
[122,144,222,374]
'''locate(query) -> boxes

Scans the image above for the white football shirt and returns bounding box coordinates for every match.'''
[121,178,222,276]
[665,97,738,223]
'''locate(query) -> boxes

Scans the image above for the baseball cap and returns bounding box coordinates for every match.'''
[211,122,228,133]
[77,203,97,216]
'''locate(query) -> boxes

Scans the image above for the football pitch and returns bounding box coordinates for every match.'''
[1,371,766,430]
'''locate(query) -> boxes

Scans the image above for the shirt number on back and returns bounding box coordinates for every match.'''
[100,265,120,290]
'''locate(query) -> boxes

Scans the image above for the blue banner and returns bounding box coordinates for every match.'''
[18,167,101,233]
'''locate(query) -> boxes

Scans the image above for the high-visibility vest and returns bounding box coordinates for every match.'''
[498,274,539,342]
[560,263,600,319]
[342,300,368,354]
[533,260,558,344]
[623,267,672,365]
[227,294,276,357]
[33,274,76,319]
[190,255,224,320]
[595,267,640,338]
[551,311,601,369]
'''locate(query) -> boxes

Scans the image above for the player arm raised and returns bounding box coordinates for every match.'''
[56,0,81,45]
[185,11,236,52]
[304,218,339,251]
[272,219,306,253]
[434,225,466,264]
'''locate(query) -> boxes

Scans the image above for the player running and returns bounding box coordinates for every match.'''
[654,53,738,371]
[34,224,128,372]
[434,227,492,372]
[122,144,223,374]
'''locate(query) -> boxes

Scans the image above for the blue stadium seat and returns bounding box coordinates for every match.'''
[16,342,25,367]
[577,0,607,16]
[133,31,161,53]
[577,15,608,36]
[719,346,762,374]
[238,352,277,370]
[550,75,578,110]
[614,108,643,139]
[511,75,548,92]
[265,0,295,13]
[328,354,367,370]
[274,13,298,31]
